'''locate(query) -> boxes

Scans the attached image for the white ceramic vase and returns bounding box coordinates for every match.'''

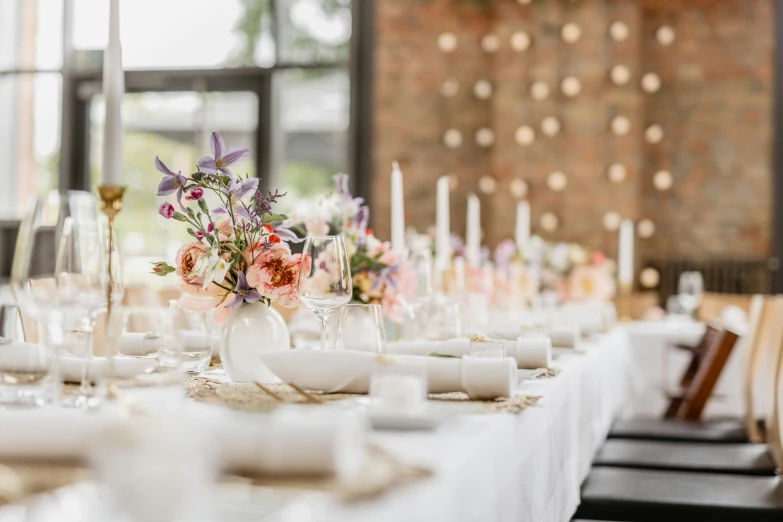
[220,302,290,383]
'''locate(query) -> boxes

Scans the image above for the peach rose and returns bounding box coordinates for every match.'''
[177,278,232,325]
[246,243,310,308]
[175,241,208,285]
[215,216,236,242]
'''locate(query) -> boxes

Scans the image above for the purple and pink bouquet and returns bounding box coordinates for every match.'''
[295,174,416,323]
[151,132,310,322]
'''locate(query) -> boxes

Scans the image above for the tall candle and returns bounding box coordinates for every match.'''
[390,161,405,253]
[466,193,481,267]
[515,201,530,253]
[102,0,124,187]
[618,219,635,288]
[436,176,451,270]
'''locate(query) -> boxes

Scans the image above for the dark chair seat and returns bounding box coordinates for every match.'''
[575,467,783,522]
[594,439,775,476]
[609,417,748,443]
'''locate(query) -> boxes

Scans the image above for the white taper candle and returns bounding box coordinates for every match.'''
[390,161,406,253]
[515,201,530,253]
[102,0,124,186]
[436,176,451,270]
[618,219,635,287]
[466,193,481,267]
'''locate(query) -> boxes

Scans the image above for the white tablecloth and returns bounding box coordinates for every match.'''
[319,329,634,522]
[0,330,634,522]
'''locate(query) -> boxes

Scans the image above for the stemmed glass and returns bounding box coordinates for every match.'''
[11,191,108,407]
[677,271,704,318]
[298,235,353,351]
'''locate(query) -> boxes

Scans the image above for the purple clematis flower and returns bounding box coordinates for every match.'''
[271,219,304,244]
[155,157,188,210]
[213,177,260,222]
[224,271,262,309]
[197,132,250,179]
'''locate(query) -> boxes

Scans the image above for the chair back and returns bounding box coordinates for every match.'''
[769,302,783,470]
[740,295,770,442]
[676,327,740,421]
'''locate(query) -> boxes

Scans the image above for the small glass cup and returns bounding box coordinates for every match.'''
[434,301,462,340]
[0,305,57,408]
[113,307,166,358]
[160,301,212,374]
[369,358,428,415]
[337,303,387,353]
[468,339,507,358]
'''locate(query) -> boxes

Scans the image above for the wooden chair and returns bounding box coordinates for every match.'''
[697,292,753,323]
[575,309,783,521]
[609,295,770,443]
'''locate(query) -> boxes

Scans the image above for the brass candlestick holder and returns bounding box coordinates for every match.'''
[98,185,127,400]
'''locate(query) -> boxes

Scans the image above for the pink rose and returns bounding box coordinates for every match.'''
[246,243,311,308]
[304,216,329,236]
[175,241,208,285]
[214,216,236,242]
[158,202,175,219]
[185,187,204,201]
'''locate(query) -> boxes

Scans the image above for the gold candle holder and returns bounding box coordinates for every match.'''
[98,185,127,400]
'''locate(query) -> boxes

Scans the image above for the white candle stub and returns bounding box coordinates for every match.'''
[374,373,426,414]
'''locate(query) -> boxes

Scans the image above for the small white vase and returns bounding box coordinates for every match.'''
[221,302,290,383]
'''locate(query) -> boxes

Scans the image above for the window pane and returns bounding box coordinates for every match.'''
[73,0,275,69]
[89,91,258,284]
[274,68,349,214]
[0,0,63,71]
[277,0,352,64]
[0,73,61,219]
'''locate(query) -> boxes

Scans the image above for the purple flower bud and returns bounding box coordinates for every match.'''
[207,222,215,233]
[195,230,205,240]
[185,187,204,201]
[158,202,175,219]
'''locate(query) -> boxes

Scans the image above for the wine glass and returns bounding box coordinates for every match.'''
[160,300,212,373]
[297,235,353,351]
[11,191,107,407]
[677,271,704,318]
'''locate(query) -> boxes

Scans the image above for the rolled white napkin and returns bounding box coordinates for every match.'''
[388,337,551,369]
[258,350,516,400]
[504,337,551,368]
[118,332,163,356]
[547,324,581,348]
[59,353,157,382]
[0,409,366,480]
[117,331,217,357]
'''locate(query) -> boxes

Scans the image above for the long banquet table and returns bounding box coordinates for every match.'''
[0,329,635,522]
[324,329,634,522]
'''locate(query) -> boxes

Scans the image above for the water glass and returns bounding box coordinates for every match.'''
[298,235,353,351]
[337,304,387,353]
[0,305,57,407]
[468,339,507,358]
[160,301,212,373]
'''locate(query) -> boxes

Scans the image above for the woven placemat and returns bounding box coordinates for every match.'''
[187,376,541,414]
[226,445,432,502]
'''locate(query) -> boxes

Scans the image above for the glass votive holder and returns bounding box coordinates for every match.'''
[369,358,428,416]
[468,339,507,358]
[337,304,387,353]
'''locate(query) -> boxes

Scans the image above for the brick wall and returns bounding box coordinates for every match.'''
[371,0,773,264]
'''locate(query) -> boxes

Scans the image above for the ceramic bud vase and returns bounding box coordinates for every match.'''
[220,302,290,383]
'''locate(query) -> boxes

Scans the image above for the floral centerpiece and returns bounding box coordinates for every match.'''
[494,236,616,302]
[292,174,416,323]
[151,132,309,322]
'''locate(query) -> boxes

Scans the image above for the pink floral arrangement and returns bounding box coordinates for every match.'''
[294,174,416,323]
[151,132,309,321]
